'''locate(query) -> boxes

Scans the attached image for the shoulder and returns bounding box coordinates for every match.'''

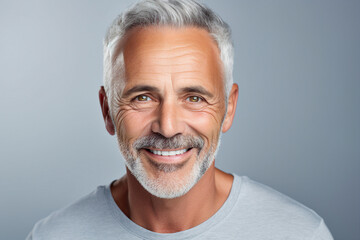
[230,175,333,239]
[240,176,320,219]
[27,185,112,240]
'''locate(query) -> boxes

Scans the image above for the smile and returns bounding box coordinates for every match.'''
[147,148,190,156]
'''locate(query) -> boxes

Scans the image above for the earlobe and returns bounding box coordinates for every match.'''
[222,84,239,133]
[99,86,115,135]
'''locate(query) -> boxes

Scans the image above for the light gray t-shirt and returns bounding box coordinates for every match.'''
[27,175,333,239]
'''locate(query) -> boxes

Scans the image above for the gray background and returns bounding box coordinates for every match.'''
[0,0,359,239]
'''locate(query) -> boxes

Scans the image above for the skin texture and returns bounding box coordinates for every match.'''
[99,26,239,233]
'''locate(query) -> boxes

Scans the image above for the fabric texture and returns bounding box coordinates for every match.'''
[26,175,333,240]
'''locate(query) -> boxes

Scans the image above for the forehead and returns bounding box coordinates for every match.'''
[121,26,223,88]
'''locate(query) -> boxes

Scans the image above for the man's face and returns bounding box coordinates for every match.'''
[111,26,227,198]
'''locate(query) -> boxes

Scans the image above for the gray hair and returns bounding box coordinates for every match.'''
[103,0,234,112]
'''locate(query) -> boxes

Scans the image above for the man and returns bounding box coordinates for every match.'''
[27,0,333,239]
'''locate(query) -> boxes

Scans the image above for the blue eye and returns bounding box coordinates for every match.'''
[187,96,202,102]
[135,95,151,101]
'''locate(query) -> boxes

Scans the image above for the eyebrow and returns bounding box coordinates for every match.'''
[177,86,214,98]
[122,85,160,98]
[121,84,214,98]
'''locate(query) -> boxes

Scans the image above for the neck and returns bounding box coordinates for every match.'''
[111,163,233,233]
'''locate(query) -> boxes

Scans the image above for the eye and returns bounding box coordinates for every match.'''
[187,96,202,103]
[135,95,151,102]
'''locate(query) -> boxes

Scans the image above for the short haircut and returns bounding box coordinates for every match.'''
[103,0,234,113]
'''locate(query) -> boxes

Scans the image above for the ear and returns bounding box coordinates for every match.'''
[222,84,239,133]
[99,86,115,135]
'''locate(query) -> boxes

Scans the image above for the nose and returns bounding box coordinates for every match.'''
[151,100,185,138]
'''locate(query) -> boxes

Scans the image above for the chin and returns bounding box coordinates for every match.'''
[125,148,216,199]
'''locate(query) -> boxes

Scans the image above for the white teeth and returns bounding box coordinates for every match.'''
[149,149,188,156]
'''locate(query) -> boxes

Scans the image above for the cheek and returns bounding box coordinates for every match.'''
[116,109,154,142]
[184,110,223,139]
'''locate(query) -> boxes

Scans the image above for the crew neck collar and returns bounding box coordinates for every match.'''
[103,174,242,240]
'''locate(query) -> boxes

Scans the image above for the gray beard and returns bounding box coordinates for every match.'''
[118,133,222,199]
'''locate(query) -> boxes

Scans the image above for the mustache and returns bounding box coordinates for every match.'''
[133,133,204,150]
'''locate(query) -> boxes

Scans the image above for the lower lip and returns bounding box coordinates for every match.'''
[142,148,194,164]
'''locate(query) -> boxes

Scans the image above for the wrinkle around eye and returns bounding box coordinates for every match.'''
[112,95,141,122]
[185,104,224,127]
[113,100,154,128]
[126,96,159,112]
[182,97,219,112]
